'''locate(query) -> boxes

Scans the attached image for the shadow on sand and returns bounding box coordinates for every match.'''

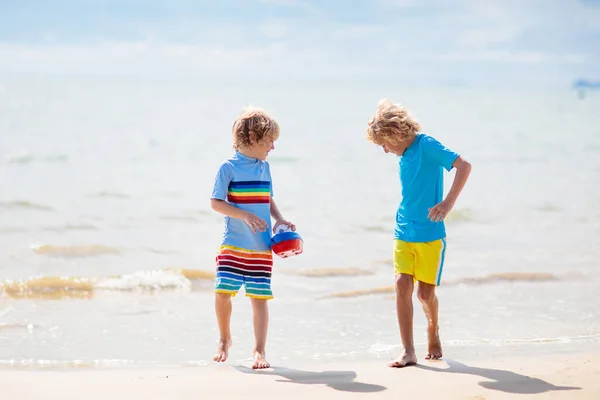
[417,359,581,394]
[234,366,387,393]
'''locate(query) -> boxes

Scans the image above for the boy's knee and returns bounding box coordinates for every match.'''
[215,293,232,303]
[250,297,268,307]
[417,284,436,303]
[395,274,414,298]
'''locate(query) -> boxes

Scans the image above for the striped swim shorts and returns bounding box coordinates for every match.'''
[214,245,273,300]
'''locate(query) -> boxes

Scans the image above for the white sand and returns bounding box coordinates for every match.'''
[1,353,599,399]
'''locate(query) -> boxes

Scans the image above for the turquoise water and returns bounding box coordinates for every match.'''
[1,76,599,367]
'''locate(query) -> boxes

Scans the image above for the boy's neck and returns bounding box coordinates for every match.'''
[237,147,258,160]
[399,134,417,156]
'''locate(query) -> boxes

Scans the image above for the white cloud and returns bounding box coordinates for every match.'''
[438,50,590,66]
[0,40,367,80]
[457,27,522,50]
[439,50,549,64]
[0,0,597,85]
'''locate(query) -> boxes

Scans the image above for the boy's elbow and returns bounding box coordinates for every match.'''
[463,159,472,172]
[454,156,472,172]
[210,198,222,211]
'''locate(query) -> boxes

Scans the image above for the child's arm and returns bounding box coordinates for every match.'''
[211,199,268,233]
[270,198,296,232]
[428,156,472,222]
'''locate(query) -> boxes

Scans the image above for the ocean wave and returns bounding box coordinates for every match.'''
[91,191,129,199]
[324,287,394,299]
[0,358,211,369]
[63,224,99,231]
[0,200,54,212]
[537,203,561,212]
[4,151,33,164]
[41,224,99,233]
[0,359,139,369]
[0,322,36,331]
[286,267,375,278]
[442,334,600,346]
[0,227,28,235]
[323,272,560,299]
[30,244,121,258]
[2,152,68,165]
[447,272,558,285]
[367,334,600,355]
[143,247,177,255]
[0,268,215,299]
[167,268,215,280]
[479,334,600,345]
[95,270,192,291]
[444,208,476,223]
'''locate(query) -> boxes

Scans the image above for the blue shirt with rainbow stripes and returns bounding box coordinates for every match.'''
[211,152,273,251]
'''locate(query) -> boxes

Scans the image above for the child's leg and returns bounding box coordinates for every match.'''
[417,282,442,360]
[390,238,420,367]
[389,273,418,367]
[241,250,273,369]
[213,293,233,362]
[213,246,248,362]
[250,298,270,369]
[413,238,446,360]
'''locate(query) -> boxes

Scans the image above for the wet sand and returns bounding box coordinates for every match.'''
[1,352,598,399]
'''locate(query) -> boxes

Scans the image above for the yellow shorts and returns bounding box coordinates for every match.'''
[394,239,447,286]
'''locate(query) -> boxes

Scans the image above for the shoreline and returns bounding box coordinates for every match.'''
[1,338,597,371]
[1,351,598,399]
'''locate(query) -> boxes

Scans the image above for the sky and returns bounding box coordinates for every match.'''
[0,0,598,86]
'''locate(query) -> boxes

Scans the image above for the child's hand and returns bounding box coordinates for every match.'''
[242,212,268,233]
[428,199,454,222]
[273,219,296,233]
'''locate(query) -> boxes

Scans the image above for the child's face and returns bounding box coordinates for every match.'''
[378,139,411,156]
[252,138,275,160]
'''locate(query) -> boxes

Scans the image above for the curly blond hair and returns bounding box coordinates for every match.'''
[366,99,422,145]
[232,106,280,150]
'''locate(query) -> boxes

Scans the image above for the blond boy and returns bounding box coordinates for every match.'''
[210,107,295,369]
[366,99,472,367]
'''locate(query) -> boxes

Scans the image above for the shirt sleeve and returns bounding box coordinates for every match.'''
[211,162,234,200]
[422,136,459,171]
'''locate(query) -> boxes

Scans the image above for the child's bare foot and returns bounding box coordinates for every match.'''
[388,350,417,368]
[425,326,442,360]
[213,339,232,363]
[252,351,270,369]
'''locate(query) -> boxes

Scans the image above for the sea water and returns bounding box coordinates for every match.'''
[1,76,599,368]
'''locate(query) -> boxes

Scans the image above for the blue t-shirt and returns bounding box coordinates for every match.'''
[395,134,459,243]
[211,152,274,251]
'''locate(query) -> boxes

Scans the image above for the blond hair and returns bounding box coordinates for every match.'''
[366,99,422,145]
[232,106,280,150]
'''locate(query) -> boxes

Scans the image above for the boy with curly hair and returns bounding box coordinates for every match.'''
[366,99,472,368]
[210,106,295,369]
